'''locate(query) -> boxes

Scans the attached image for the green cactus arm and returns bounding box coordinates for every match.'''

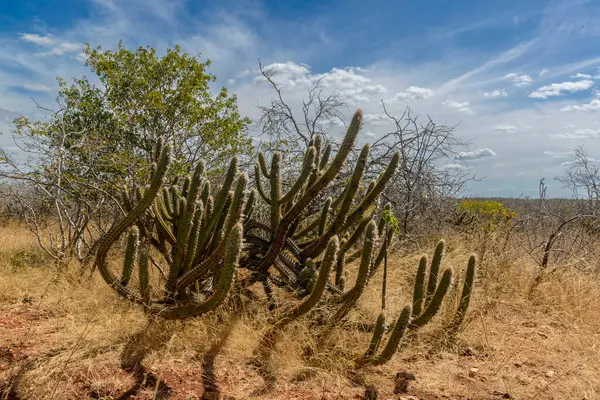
[166,197,197,293]
[200,180,211,206]
[425,240,445,307]
[279,147,316,205]
[411,255,428,317]
[310,134,322,169]
[365,312,386,357]
[303,199,376,261]
[135,186,144,204]
[254,164,273,203]
[331,144,370,229]
[95,138,172,303]
[223,173,248,237]
[330,186,348,210]
[372,306,411,365]
[258,152,271,178]
[273,236,337,328]
[369,226,394,279]
[160,188,175,219]
[269,153,282,229]
[243,188,256,221]
[410,268,453,329]
[203,195,213,230]
[182,201,204,274]
[450,255,476,329]
[138,241,150,301]
[340,152,400,233]
[182,175,192,198]
[155,223,243,319]
[253,110,362,273]
[157,192,175,221]
[332,221,378,323]
[302,148,391,261]
[153,203,176,244]
[292,217,322,240]
[334,248,346,287]
[196,157,237,253]
[170,186,181,218]
[318,197,332,237]
[185,160,205,206]
[206,190,233,256]
[121,226,139,286]
[365,179,376,195]
[319,143,332,171]
[341,217,371,253]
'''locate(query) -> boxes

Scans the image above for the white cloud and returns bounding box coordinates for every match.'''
[562,156,597,167]
[23,83,52,92]
[550,128,600,140]
[539,69,549,77]
[543,150,570,158]
[517,121,533,130]
[529,80,594,99]
[483,89,507,98]
[362,113,388,126]
[493,124,517,133]
[560,99,600,112]
[504,73,533,87]
[440,163,472,171]
[571,73,592,79]
[36,42,83,57]
[456,148,497,161]
[442,99,474,114]
[389,86,434,102]
[255,62,387,104]
[364,131,376,138]
[19,33,55,46]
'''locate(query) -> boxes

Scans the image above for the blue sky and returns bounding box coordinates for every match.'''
[1,0,600,197]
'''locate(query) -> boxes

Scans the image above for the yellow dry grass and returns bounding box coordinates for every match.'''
[0,222,598,399]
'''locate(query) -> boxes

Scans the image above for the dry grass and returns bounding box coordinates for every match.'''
[0,222,599,399]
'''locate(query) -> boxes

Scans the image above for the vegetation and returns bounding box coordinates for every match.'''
[0,43,251,264]
[0,42,598,399]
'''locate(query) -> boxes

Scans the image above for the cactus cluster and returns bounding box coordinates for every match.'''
[358,241,477,366]
[93,109,477,369]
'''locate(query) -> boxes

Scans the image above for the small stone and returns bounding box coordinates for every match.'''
[469,368,479,377]
[461,347,475,356]
[545,370,555,378]
[394,371,416,394]
[364,385,378,400]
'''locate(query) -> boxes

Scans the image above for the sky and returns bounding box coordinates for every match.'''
[1,0,600,198]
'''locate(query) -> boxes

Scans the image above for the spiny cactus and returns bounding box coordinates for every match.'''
[94,137,247,319]
[447,254,477,332]
[409,240,454,330]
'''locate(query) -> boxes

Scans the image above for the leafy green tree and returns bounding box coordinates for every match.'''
[13,41,252,188]
[1,42,251,263]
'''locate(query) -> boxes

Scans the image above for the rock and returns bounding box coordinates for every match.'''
[394,371,416,394]
[545,370,556,378]
[364,385,378,400]
[469,368,479,378]
[461,347,475,356]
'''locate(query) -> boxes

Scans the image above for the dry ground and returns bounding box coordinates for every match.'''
[0,222,599,399]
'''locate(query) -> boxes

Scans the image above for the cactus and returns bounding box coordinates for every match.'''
[121,227,139,287]
[331,221,378,324]
[93,136,246,318]
[447,254,477,332]
[89,108,480,388]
